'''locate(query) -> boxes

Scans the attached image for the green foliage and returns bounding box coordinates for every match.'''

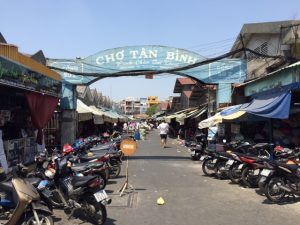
[146,104,158,116]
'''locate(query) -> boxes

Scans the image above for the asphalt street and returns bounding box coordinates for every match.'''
[57,130,300,225]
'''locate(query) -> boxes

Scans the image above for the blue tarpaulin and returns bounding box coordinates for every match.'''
[220,104,242,116]
[241,90,291,119]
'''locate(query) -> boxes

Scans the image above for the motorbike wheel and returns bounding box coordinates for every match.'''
[89,202,107,225]
[191,155,200,161]
[49,189,64,208]
[21,212,53,225]
[228,164,242,184]
[215,161,227,179]
[94,174,107,190]
[81,198,107,225]
[202,159,215,176]
[109,163,121,178]
[241,166,258,188]
[264,176,286,203]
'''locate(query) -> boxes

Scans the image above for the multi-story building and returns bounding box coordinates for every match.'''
[120,97,141,115]
[230,20,300,105]
[147,96,159,107]
[231,20,300,81]
[140,98,148,114]
[171,78,214,112]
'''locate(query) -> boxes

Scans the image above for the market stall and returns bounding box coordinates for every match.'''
[0,44,61,171]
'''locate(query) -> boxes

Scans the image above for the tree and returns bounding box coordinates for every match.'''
[146,104,158,116]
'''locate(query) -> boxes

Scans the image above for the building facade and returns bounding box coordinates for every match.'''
[171,78,214,112]
[140,98,148,114]
[120,97,141,115]
[147,96,159,107]
[231,20,300,81]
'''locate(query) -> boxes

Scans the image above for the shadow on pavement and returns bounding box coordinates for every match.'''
[108,180,118,185]
[129,155,189,161]
[106,218,118,225]
[53,217,62,223]
[114,175,126,179]
[262,197,299,205]
[255,189,265,196]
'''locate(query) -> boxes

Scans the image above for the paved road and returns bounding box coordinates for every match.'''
[57,130,300,225]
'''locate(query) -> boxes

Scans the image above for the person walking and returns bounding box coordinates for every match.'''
[157,120,169,148]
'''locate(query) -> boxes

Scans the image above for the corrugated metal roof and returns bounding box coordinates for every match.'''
[183,90,192,98]
[178,78,196,85]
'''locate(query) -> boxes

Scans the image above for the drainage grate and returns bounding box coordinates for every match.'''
[107,192,137,208]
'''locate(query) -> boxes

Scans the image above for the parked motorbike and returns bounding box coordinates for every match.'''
[200,149,217,176]
[263,159,300,203]
[238,143,272,188]
[189,133,207,161]
[0,168,53,225]
[257,147,298,193]
[52,156,111,224]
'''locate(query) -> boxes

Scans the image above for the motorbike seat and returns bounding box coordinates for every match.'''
[277,163,299,173]
[218,152,231,157]
[79,155,98,162]
[89,162,105,169]
[90,144,111,151]
[71,175,97,188]
[25,177,42,187]
[72,165,88,172]
[253,143,269,149]
[0,181,14,193]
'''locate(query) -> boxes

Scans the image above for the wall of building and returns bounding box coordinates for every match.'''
[246,34,281,80]
[147,96,158,107]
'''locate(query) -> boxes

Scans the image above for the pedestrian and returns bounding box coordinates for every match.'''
[157,120,169,148]
[123,122,128,133]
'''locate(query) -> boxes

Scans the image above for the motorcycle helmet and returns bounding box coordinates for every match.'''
[45,168,55,179]
[63,144,73,155]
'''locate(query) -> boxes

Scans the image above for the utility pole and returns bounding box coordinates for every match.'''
[207,86,210,117]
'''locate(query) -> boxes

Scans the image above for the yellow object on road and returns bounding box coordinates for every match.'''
[157,197,165,205]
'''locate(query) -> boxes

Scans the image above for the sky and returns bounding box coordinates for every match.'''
[1,0,300,102]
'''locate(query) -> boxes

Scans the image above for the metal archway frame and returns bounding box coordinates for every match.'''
[47,45,247,110]
[47,45,246,85]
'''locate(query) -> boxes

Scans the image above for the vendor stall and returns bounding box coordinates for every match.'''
[0,43,61,171]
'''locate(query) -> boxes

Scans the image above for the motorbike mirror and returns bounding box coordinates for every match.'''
[223,139,227,143]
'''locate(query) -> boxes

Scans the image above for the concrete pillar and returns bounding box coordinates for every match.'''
[61,109,77,146]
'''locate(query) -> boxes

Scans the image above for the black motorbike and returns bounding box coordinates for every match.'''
[53,156,111,224]
[189,133,207,161]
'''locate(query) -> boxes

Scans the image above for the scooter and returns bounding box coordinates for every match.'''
[53,156,111,224]
[189,133,207,161]
[0,175,53,225]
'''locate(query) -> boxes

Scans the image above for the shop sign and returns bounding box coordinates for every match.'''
[48,45,246,85]
[0,56,61,97]
[231,124,240,134]
[245,67,296,96]
[218,124,225,137]
[217,83,232,105]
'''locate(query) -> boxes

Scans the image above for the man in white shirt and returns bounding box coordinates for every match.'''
[157,120,169,148]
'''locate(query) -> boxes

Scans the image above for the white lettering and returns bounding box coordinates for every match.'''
[166,52,175,60]
[96,56,105,65]
[175,50,179,61]
[139,48,148,59]
[105,54,115,63]
[179,54,188,63]
[130,50,139,59]
[149,50,158,58]
[187,56,197,64]
[115,50,124,60]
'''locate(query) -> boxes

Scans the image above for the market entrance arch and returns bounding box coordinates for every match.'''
[48,45,245,85]
[47,45,246,143]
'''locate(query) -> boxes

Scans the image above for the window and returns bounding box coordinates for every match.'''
[247,42,269,60]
